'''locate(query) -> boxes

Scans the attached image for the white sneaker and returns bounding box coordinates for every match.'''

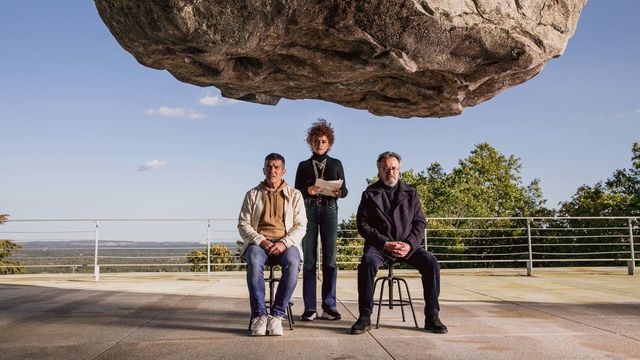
[267,316,284,336]
[251,315,268,336]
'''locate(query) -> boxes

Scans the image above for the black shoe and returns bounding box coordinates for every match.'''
[321,307,342,320]
[425,314,448,334]
[350,314,372,335]
[301,310,317,321]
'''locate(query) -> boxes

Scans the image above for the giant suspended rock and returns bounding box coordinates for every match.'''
[95,0,588,118]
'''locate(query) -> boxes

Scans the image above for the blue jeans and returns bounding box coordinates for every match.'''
[302,198,338,311]
[246,244,301,318]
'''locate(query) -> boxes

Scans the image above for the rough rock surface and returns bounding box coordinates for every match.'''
[95,0,587,118]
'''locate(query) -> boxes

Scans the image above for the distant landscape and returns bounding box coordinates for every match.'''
[9,240,239,274]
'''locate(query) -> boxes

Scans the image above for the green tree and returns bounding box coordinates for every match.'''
[186,244,238,272]
[1,214,25,274]
[336,215,362,270]
[409,143,547,218]
[413,144,548,267]
[554,142,640,266]
[560,142,640,216]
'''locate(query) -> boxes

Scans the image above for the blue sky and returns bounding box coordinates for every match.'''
[1,1,639,223]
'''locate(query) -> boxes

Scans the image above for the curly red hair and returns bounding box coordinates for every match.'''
[306,118,335,147]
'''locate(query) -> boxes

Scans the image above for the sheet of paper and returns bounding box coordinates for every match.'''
[315,179,343,196]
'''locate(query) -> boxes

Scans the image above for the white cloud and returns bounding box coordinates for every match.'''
[198,95,239,106]
[613,108,640,118]
[144,106,206,119]
[137,160,167,172]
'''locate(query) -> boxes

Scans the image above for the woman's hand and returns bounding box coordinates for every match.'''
[308,185,321,196]
[332,188,342,198]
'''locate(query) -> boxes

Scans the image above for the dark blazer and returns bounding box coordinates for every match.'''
[356,180,426,259]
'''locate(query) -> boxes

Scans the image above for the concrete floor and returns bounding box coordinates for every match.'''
[0,267,639,360]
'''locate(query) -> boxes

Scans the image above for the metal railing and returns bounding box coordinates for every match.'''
[1,216,637,279]
[1,219,239,280]
[423,217,637,276]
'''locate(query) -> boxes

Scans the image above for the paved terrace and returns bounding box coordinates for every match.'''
[0,268,639,360]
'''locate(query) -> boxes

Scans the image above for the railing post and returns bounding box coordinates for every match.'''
[424,218,428,251]
[207,220,212,279]
[94,220,100,281]
[628,218,636,275]
[526,218,533,276]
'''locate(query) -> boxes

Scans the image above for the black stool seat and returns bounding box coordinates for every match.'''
[372,263,419,329]
[248,265,295,330]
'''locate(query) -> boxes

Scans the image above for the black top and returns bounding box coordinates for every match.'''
[381,182,399,217]
[295,153,348,200]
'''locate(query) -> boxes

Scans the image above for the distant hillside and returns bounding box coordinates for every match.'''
[9,240,240,274]
[18,240,237,250]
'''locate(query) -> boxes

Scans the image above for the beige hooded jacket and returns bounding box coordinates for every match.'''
[237,181,307,257]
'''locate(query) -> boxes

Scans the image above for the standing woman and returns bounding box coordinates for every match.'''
[295,119,348,321]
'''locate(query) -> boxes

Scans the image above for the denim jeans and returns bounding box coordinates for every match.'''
[245,244,301,318]
[302,198,338,311]
[357,246,441,317]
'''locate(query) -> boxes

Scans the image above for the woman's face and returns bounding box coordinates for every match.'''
[311,135,330,155]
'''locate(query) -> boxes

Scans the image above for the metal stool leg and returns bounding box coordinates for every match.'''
[397,278,419,328]
[268,266,275,310]
[290,303,295,325]
[372,276,384,329]
[388,272,394,310]
[372,276,384,301]
[375,278,387,329]
[287,302,294,330]
[396,278,406,322]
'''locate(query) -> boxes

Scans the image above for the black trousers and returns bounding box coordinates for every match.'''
[357,245,441,317]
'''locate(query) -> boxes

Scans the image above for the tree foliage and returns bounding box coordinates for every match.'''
[550,143,640,266]
[559,142,640,217]
[1,214,25,274]
[336,215,361,270]
[402,143,547,218]
[186,244,238,272]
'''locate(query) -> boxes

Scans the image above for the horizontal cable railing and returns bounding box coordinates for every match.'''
[0,217,637,278]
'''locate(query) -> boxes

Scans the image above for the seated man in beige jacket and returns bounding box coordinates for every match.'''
[238,153,307,336]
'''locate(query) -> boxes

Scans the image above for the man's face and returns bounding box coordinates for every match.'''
[378,157,401,187]
[263,159,286,187]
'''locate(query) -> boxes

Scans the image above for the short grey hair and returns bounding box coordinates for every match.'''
[376,151,402,167]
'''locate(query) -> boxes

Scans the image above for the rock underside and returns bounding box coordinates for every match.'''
[95,0,587,118]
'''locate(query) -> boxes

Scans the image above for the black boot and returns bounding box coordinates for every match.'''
[425,314,448,334]
[350,314,372,335]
